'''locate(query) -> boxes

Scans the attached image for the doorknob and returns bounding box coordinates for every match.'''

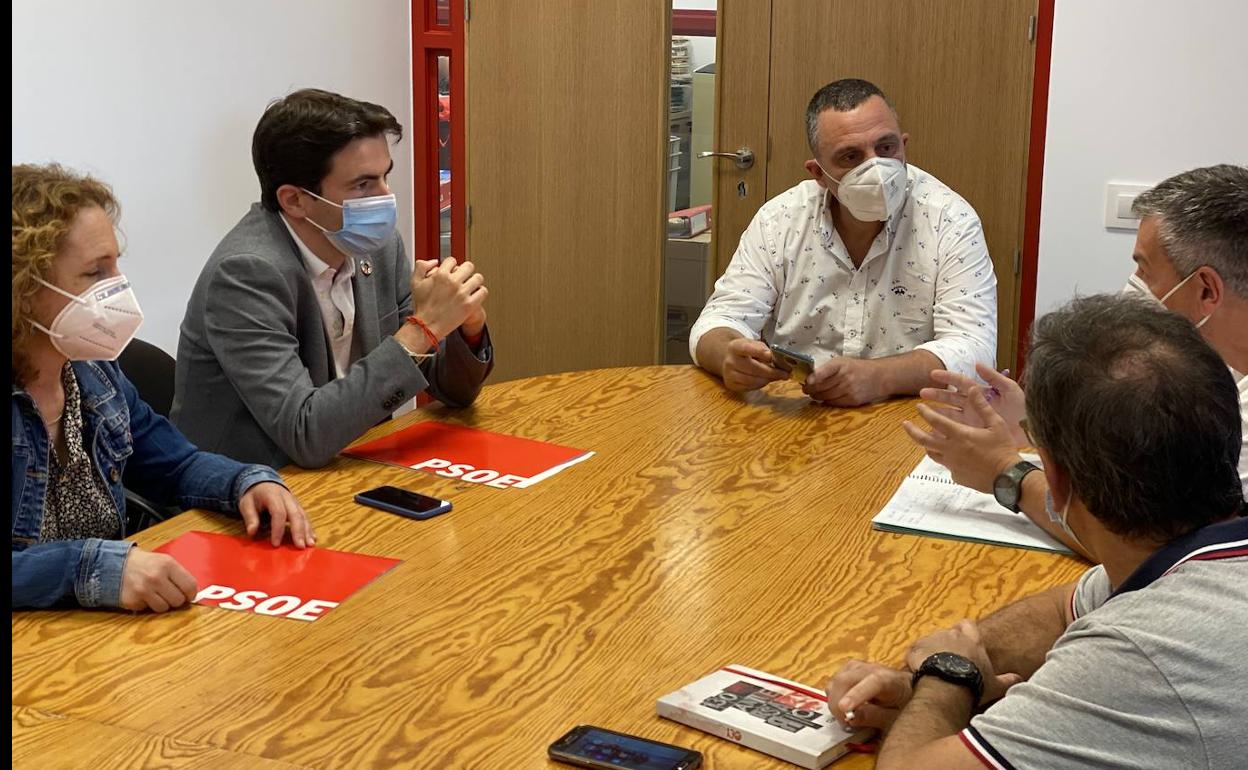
[697,146,755,170]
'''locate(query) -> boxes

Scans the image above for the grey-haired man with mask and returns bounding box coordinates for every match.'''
[905,164,1248,559]
[690,78,997,406]
[172,89,493,469]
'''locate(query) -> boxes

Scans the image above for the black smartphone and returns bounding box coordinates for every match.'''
[354,486,452,520]
[770,343,815,382]
[548,725,701,770]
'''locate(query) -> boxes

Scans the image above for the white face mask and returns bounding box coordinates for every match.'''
[1045,489,1089,555]
[817,156,907,222]
[1123,271,1211,329]
[31,274,144,361]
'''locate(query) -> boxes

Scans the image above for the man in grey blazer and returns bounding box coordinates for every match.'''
[172,89,493,469]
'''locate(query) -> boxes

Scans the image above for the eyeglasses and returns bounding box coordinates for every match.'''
[1019,417,1037,448]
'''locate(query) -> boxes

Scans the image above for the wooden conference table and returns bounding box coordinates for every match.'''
[11,366,1084,769]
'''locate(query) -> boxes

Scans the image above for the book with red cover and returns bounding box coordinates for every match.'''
[155,531,401,622]
[341,421,593,488]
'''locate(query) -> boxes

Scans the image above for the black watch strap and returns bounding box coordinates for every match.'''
[993,459,1040,513]
[911,652,985,706]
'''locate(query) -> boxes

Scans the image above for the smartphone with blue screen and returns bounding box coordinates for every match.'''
[354,486,452,520]
[548,725,701,770]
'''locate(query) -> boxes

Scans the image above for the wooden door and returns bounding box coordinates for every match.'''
[709,0,772,278]
[466,1,671,382]
[716,0,1038,367]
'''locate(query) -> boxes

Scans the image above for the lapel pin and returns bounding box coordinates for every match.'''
[360,260,373,276]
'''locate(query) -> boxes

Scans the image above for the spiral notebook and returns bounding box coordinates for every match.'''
[871,455,1073,555]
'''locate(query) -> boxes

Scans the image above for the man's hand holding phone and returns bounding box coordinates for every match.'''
[803,357,888,406]
[720,338,789,392]
[769,344,815,384]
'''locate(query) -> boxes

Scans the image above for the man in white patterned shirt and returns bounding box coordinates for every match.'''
[691,79,997,406]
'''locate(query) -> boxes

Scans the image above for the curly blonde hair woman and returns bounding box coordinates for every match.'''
[11,164,119,387]
[11,163,314,613]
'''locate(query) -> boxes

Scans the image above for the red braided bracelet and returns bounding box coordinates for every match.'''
[405,316,439,350]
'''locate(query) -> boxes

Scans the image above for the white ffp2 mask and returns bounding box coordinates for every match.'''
[31,274,144,360]
[818,156,907,222]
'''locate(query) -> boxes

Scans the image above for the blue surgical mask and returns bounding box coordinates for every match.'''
[301,189,398,258]
[1045,489,1089,554]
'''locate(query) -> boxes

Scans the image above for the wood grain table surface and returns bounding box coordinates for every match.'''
[11,365,1085,769]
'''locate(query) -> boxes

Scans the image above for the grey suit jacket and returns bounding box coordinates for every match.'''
[171,203,493,469]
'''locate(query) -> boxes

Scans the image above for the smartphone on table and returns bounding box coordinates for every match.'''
[548,725,702,770]
[769,343,815,382]
[354,486,451,520]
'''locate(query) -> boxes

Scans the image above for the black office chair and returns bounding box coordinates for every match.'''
[117,337,176,417]
[117,338,179,532]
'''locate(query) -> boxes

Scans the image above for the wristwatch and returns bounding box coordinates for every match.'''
[911,652,984,706]
[993,459,1040,513]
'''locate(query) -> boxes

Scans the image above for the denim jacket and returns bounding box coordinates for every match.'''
[12,360,284,609]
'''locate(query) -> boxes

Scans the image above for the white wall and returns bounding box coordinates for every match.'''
[673,0,716,71]
[1036,0,1248,313]
[11,0,414,355]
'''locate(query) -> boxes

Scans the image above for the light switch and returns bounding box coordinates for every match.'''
[1105,182,1152,230]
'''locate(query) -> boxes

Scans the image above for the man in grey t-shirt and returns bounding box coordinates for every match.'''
[823,295,1247,770]
[961,544,1247,769]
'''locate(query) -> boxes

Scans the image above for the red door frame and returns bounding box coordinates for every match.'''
[1016,0,1055,374]
[411,0,466,262]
